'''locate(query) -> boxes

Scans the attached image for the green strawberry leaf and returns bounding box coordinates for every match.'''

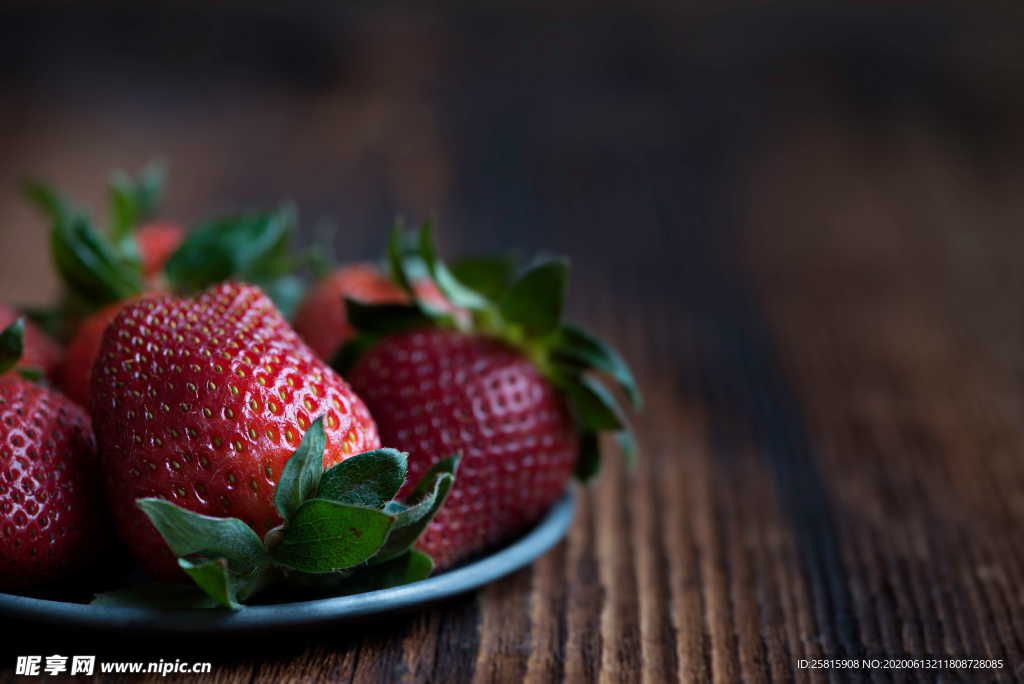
[563,374,626,432]
[450,255,516,301]
[575,431,600,482]
[91,584,220,610]
[16,368,45,382]
[271,499,394,573]
[617,429,637,470]
[417,223,490,310]
[274,417,326,521]
[20,304,68,342]
[178,557,242,610]
[164,209,293,293]
[109,161,165,243]
[258,274,305,320]
[387,226,417,298]
[333,335,379,377]
[554,323,642,410]
[50,211,143,307]
[23,179,72,224]
[499,258,568,337]
[372,456,458,564]
[318,448,408,509]
[136,498,268,573]
[340,550,435,592]
[345,299,434,336]
[0,318,24,374]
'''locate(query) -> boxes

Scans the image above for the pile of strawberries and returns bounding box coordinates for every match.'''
[0,165,638,608]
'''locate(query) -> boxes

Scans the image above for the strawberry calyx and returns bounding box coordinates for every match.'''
[335,223,641,481]
[24,164,306,341]
[0,318,45,382]
[93,418,458,610]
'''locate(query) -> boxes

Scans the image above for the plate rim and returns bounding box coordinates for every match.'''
[0,491,574,634]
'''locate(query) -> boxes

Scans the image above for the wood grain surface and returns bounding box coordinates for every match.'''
[2,5,1024,682]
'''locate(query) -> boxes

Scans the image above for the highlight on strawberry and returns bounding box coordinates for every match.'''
[337,224,640,569]
[97,418,456,609]
[0,319,103,591]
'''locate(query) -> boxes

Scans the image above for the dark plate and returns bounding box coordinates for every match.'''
[0,492,574,634]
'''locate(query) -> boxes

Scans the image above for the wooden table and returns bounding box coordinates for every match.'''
[2,5,1024,682]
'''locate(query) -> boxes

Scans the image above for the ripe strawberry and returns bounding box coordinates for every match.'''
[136,222,184,280]
[0,321,100,590]
[0,304,60,378]
[91,282,381,579]
[348,329,578,568]
[55,301,129,408]
[295,262,451,362]
[340,228,640,569]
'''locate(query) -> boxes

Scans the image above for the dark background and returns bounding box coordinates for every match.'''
[3,3,1024,681]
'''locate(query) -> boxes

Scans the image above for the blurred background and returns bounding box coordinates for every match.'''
[2,3,1022,315]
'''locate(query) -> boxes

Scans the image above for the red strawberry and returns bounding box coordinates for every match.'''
[136,222,184,280]
[0,304,60,378]
[91,282,380,579]
[55,302,126,408]
[341,228,640,569]
[0,322,100,590]
[348,329,577,568]
[55,294,168,409]
[294,262,451,362]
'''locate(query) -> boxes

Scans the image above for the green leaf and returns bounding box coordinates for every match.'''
[272,499,394,573]
[135,498,268,573]
[450,255,516,301]
[0,318,24,374]
[17,368,45,382]
[258,274,305,320]
[178,558,242,610]
[91,584,219,610]
[417,223,490,310]
[499,258,567,337]
[554,323,642,409]
[109,161,166,242]
[373,456,458,563]
[341,550,435,592]
[274,417,326,521]
[164,210,294,293]
[563,375,626,432]
[344,299,434,336]
[23,179,71,224]
[332,335,379,376]
[51,212,143,306]
[617,430,637,470]
[386,226,416,297]
[575,431,600,481]
[319,449,408,509]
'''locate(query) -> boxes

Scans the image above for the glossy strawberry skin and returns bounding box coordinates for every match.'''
[347,328,577,569]
[91,283,380,579]
[0,377,100,590]
[295,263,452,362]
[0,305,61,379]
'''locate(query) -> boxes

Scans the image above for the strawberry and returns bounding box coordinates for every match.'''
[0,320,101,590]
[338,227,640,569]
[0,304,60,379]
[294,262,452,362]
[54,301,130,408]
[90,282,382,580]
[26,164,304,400]
[136,222,184,281]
